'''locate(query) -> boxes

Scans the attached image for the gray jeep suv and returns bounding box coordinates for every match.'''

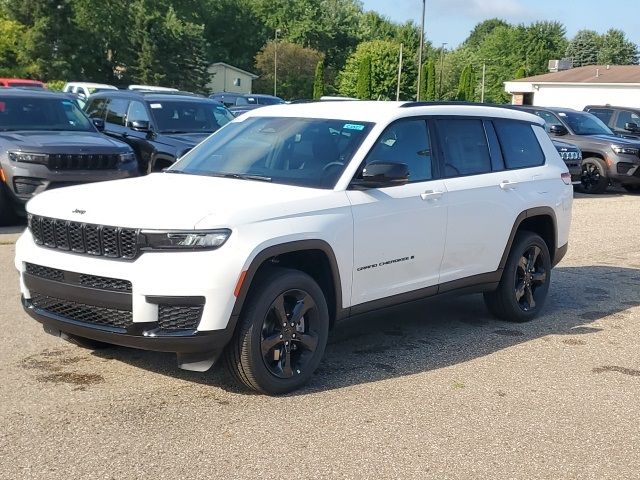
[0,90,137,224]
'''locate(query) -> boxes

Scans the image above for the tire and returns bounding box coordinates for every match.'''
[64,333,112,350]
[224,267,329,394]
[484,231,551,323]
[576,157,609,194]
[0,184,17,227]
[622,184,640,193]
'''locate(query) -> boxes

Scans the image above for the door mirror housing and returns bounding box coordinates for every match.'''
[130,120,151,132]
[92,118,105,131]
[624,122,639,132]
[549,124,568,136]
[351,161,409,189]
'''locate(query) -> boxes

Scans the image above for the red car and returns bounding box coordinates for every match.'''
[0,78,46,89]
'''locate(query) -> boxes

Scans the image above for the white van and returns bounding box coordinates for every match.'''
[62,82,118,99]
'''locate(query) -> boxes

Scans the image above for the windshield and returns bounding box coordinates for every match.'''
[148,100,234,133]
[0,96,94,131]
[171,116,373,189]
[560,111,613,135]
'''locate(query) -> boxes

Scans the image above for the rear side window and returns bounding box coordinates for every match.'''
[437,118,491,177]
[589,108,613,124]
[494,120,544,169]
[615,110,640,130]
[85,98,106,119]
[105,98,129,125]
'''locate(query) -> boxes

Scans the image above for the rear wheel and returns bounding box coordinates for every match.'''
[576,157,609,194]
[224,268,329,394]
[484,231,551,322]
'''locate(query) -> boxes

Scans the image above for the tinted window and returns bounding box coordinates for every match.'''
[494,120,544,169]
[126,100,150,124]
[615,110,640,130]
[532,110,564,130]
[257,96,284,105]
[365,119,433,182]
[588,108,613,124]
[437,118,491,177]
[85,98,106,119]
[105,98,129,125]
[0,96,93,131]
[147,100,234,133]
[560,111,612,135]
[172,117,373,189]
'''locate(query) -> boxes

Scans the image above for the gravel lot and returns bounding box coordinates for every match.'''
[1,192,639,479]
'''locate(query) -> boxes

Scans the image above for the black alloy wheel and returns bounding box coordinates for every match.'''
[578,158,608,194]
[260,289,320,378]
[514,245,547,312]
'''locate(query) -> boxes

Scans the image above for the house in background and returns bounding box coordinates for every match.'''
[504,64,640,110]
[206,62,258,94]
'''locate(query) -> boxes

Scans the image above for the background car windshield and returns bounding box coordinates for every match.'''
[172,116,373,189]
[148,100,234,133]
[0,96,93,131]
[562,111,613,135]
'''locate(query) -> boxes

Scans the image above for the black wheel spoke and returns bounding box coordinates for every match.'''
[290,294,315,324]
[531,270,547,284]
[518,256,528,272]
[272,295,288,324]
[261,333,282,357]
[296,332,318,352]
[525,285,536,309]
[527,246,541,270]
[515,281,526,301]
[281,349,293,378]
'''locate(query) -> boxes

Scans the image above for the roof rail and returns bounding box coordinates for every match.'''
[400,101,510,108]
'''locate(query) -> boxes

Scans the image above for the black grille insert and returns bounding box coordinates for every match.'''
[79,273,132,292]
[48,153,120,171]
[29,215,139,260]
[30,293,132,329]
[25,262,132,293]
[25,263,64,281]
[158,305,203,331]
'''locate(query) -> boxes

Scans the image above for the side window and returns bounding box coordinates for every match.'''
[589,108,613,124]
[615,110,640,130]
[84,98,106,119]
[365,119,433,182]
[534,111,563,130]
[126,100,150,125]
[494,120,544,169]
[105,98,129,126]
[437,118,491,177]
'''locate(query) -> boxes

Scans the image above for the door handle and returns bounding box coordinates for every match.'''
[420,190,444,201]
[499,180,519,190]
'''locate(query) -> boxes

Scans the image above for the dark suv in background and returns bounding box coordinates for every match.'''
[513,106,640,194]
[0,89,137,224]
[584,105,640,139]
[209,93,284,116]
[84,91,234,173]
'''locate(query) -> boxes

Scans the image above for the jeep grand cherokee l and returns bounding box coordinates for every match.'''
[0,89,137,225]
[15,101,573,394]
[85,91,234,173]
[513,106,640,194]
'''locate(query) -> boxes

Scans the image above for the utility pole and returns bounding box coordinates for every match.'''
[274,28,281,97]
[416,0,425,101]
[438,42,447,99]
[396,43,403,101]
[481,62,486,103]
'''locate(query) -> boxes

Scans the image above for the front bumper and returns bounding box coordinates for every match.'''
[610,161,640,185]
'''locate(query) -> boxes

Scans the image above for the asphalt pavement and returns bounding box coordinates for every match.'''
[1,192,639,479]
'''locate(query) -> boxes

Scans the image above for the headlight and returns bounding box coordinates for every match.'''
[119,152,136,164]
[612,146,639,156]
[140,229,231,250]
[8,152,49,165]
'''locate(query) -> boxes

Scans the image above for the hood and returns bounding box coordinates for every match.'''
[0,130,131,152]
[26,173,341,230]
[552,139,579,151]
[585,134,640,147]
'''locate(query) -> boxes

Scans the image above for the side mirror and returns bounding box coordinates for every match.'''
[549,124,568,136]
[351,162,409,189]
[92,118,105,131]
[624,122,639,132]
[130,120,150,132]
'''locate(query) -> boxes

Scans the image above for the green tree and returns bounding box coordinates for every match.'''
[598,29,639,65]
[463,18,510,49]
[313,60,325,99]
[514,66,527,79]
[418,62,428,100]
[426,59,436,101]
[524,21,568,75]
[565,30,601,67]
[0,16,27,77]
[356,56,372,99]
[254,41,324,99]
[457,64,476,101]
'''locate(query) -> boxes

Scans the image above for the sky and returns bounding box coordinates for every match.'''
[361,0,640,49]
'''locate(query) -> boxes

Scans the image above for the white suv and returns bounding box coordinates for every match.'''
[15,102,573,394]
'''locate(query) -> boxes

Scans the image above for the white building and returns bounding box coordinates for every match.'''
[504,65,640,110]
[206,62,259,94]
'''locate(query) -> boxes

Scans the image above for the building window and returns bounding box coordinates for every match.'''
[234,78,241,87]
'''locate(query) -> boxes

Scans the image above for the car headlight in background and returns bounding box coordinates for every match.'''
[140,229,231,250]
[612,146,640,156]
[119,152,137,164]
[8,152,49,165]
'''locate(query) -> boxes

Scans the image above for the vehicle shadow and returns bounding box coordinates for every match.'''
[90,265,640,395]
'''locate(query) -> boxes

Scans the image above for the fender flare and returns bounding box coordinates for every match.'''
[499,206,558,269]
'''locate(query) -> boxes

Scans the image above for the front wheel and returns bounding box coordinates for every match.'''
[224,268,329,394]
[484,231,551,322]
[576,158,609,194]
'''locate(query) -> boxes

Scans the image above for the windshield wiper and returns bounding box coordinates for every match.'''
[164,170,192,174]
[205,172,272,182]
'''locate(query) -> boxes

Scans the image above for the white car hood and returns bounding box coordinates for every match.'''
[26,173,340,230]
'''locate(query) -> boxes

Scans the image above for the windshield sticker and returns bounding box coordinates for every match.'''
[150,103,163,109]
[343,123,365,131]
[558,112,567,117]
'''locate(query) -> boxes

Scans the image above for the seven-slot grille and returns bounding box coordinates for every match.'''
[48,153,120,171]
[28,215,139,259]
